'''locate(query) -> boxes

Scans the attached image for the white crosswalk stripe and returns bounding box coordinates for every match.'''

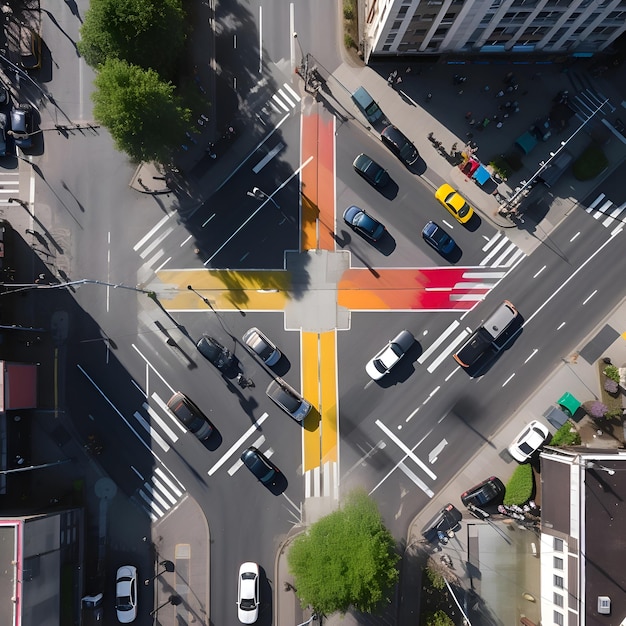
[585,193,626,230]
[259,82,301,122]
[479,232,526,267]
[132,213,179,280]
[0,172,21,206]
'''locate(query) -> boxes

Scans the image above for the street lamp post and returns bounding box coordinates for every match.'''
[144,559,175,586]
[0,278,156,298]
[293,32,311,93]
[247,187,291,224]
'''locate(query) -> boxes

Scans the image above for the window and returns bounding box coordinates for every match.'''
[554,538,564,551]
[397,6,408,16]
[554,610,564,626]
[554,575,564,589]
[554,593,563,607]
[554,557,564,570]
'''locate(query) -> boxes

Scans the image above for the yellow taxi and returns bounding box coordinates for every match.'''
[434,184,475,224]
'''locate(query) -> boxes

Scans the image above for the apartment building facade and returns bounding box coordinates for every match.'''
[362,0,626,62]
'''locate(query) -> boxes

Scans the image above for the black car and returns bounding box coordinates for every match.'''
[196,335,235,370]
[240,446,279,484]
[380,125,419,165]
[460,476,505,508]
[421,503,462,541]
[352,153,389,187]
[10,104,34,149]
[422,221,455,255]
[166,392,214,441]
[343,205,386,242]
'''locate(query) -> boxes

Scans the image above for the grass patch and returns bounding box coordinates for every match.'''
[597,361,623,419]
[549,420,581,446]
[573,144,608,181]
[503,463,533,506]
[343,0,359,52]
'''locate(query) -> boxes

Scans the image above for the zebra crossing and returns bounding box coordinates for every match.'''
[0,172,20,207]
[133,212,180,285]
[479,231,526,268]
[256,82,301,126]
[132,465,185,523]
[585,193,626,235]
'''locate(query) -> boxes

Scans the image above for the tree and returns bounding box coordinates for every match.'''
[287,490,399,616]
[423,610,455,626]
[92,59,190,163]
[78,0,185,79]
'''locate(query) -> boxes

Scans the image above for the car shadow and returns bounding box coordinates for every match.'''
[463,213,482,232]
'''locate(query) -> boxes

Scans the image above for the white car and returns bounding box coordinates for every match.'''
[115,565,137,623]
[365,330,415,380]
[242,327,281,366]
[237,562,260,623]
[508,420,550,463]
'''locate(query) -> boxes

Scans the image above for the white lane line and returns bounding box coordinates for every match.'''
[397,462,435,497]
[524,349,538,363]
[202,214,215,227]
[180,234,193,247]
[557,321,566,330]
[131,465,144,481]
[151,393,186,433]
[533,265,546,279]
[582,290,597,305]
[502,373,516,387]
[142,402,179,442]
[522,229,620,328]
[133,411,170,452]
[426,329,469,374]
[258,5,263,73]
[155,256,172,273]
[570,232,581,242]
[444,368,457,382]
[422,386,440,405]
[134,214,172,251]
[428,439,448,464]
[208,413,270,476]
[375,419,436,480]
[417,321,460,364]
[206,157,313,264]
[156,467,184,497]
[228,434,265,476]
[611,225,623,237]
[131,344,176,394]
[482,232,503,252]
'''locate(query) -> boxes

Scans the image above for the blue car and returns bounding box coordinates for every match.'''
[422,221,455,254]
[343,205,386,242]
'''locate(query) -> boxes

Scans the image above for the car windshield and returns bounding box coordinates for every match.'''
[277,388,301,413]
[117,597,132,611]
[250,335,272,359]
[355,213,378,234]
[457,203,470,217]
[379,343,402,368]
[518,442,533,454]
[399,142,415,160]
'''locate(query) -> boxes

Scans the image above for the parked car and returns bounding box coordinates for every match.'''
[352,153,389,187]
[381,125,419,165]
[421,503,462,541]
[0,114,7,157]
[196,334,235,371]
[460,476,505,508]
[343,205,386,242]
[166,392,213,441]
[10,104,34,149]
[508,420,550,463]
[434,184,474,224]
[240,447,279,485]
[115,565,137,623]
[237,562,260,623]
[365,329,415,380]
[422,221,455,254]
[243,327,281,366]
[266,379,311,422]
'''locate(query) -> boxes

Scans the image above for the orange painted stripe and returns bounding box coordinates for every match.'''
[320,331,338,463]
[301,112,319,251]
[317,112,335,251]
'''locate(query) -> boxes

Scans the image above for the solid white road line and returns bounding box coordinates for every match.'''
[375,419,436,480]
[208,413,270,476]
[134,213,172,251]
[131,344,176,394]
[398,462,435,498]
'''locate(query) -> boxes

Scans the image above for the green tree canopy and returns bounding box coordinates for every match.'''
[78,0,185,79]
[92,58,190,163]
[287,490,399,616]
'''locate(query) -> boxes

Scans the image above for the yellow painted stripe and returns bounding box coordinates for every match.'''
[156,269,290,310]
[302,332,321,472]
[320,332,338,463]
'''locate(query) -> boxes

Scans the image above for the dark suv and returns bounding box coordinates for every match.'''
[381,125,419,166]
[196,335,235,371]
[167,392,213,440]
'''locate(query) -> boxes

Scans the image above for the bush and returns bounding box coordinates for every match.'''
[503,463,533,505]
[503,151,523,172]
[424,610,455,626]
[344,34,356,49]
[550,420,581,446]
[489,156,511,180]
[343,0,355,20]
[604,364,620,383]
[588,401,609,418]
[605,379,619,394]
[425,566,446,590]
[573,144,608,181]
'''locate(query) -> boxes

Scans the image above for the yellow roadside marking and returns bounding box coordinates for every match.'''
[302,332,321,471]
[320,331,338,464]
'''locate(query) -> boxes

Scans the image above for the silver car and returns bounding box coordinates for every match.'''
[242,327,281,366]
[365,330,415,380]
[266,379,311,422]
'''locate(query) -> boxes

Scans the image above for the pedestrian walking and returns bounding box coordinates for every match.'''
[496,90,504,98]
[395,76,402,86]
[405,67,412,74]
[387,74,394,86]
